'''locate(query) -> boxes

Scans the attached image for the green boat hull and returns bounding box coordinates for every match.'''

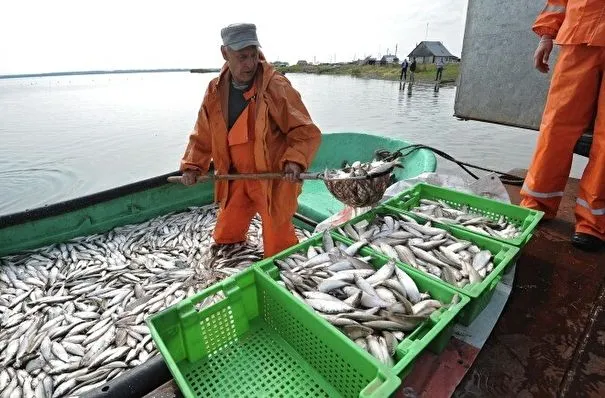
[0,132,435,257]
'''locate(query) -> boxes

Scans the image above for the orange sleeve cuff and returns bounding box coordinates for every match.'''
[179,162,202,172]
[280,148,308,171]
[533,26,558,38]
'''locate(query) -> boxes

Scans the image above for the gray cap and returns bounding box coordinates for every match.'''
[221,23,261,51]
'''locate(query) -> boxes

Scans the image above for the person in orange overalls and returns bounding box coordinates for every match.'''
[520,0,605,251]
[178,23,321,258]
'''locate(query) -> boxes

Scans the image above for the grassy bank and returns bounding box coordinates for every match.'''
[276,63,459,84]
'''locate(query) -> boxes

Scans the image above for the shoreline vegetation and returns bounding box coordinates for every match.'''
[275,63,459,85]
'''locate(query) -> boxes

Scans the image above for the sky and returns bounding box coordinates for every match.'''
[0,0,469,75]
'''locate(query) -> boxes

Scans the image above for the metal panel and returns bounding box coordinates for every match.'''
[454,0,556,130]
[454,0,592,157]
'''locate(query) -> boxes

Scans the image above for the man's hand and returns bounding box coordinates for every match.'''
[534,36,554,73]
[283,162,303,183]
[181,169,199,186]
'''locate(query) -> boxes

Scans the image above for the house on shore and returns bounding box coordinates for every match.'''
[380,54,399,65]
[407,41,460,64]
[359,56,377,65]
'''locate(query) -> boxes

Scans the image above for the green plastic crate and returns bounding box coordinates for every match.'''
[147,267,401,398]
[256,232,469,378]
[383,182,544,248]
[333,206,520,326]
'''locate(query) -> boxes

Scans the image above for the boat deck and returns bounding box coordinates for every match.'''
[452,170,605,397]
[134,170,605,398]
[401,169,605,397]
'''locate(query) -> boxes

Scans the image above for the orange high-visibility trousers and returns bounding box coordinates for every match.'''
[213,180,299,257]
[212,84,299,257]
[520,44,605,240]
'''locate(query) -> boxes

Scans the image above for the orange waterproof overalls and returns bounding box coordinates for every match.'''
[212,84,298,257]
[180,57,321,257]
[520,0,605,240]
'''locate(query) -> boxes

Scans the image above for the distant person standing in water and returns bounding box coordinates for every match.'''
[400,59,409,81]
[409,59,417,82]
[435,58,444,81]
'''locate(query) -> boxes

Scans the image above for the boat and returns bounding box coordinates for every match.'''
[0,132,435,258]
[0,132,437,398]
[78,173,604,398]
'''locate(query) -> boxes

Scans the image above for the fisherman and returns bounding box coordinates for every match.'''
[179,23,322,257]
[520,0,605,251]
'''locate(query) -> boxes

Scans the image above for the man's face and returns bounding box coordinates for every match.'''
[222,46,259,84]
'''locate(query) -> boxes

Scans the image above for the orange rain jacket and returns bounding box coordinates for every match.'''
[533,0,605,45]
[180,53,322,226]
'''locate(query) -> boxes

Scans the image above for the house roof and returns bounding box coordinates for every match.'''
[408,41,455,58]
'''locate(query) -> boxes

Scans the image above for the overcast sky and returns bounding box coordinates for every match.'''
[0,0,469,75]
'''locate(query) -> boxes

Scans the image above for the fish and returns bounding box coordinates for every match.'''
[343,291,362,307]
[365,261,395,285]
[305,299,354,314]
[409,201,522,239]
[317,279,350,293]
[0,204,313,397]
[325,159,400,181]
[339,213,497,288]
[274,235,443,366]
[472,250,492,271]
[343,325,373,340]
[321,315,360,327]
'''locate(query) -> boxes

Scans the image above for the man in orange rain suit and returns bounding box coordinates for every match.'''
[179,23,321,258]
[520,0,605,251]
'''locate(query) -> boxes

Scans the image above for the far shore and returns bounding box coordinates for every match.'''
[0,68,220,80]
[0,64,458,85]
[275,63,459,85]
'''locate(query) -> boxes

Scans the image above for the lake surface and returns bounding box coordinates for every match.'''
[0,71,587,216]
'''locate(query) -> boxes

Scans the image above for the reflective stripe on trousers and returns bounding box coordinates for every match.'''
[521,183,564,199]
[577,198,605,216]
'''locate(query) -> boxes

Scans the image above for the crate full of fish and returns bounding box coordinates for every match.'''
[383,183,544,247]
[146,266,401,398]
[333,206,520,326]
[255,231,469,378]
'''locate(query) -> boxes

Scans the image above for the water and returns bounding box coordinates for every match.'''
[0,72,587,216]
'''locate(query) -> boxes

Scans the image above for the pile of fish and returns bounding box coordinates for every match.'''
[408,198,522,240]
[324,159,400,180]
[0,205,311,398]
[336,212,496,288]
[274,231,456,366]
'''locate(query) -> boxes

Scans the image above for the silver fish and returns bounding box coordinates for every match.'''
[305,299,354,314]
[1,206,306,396]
